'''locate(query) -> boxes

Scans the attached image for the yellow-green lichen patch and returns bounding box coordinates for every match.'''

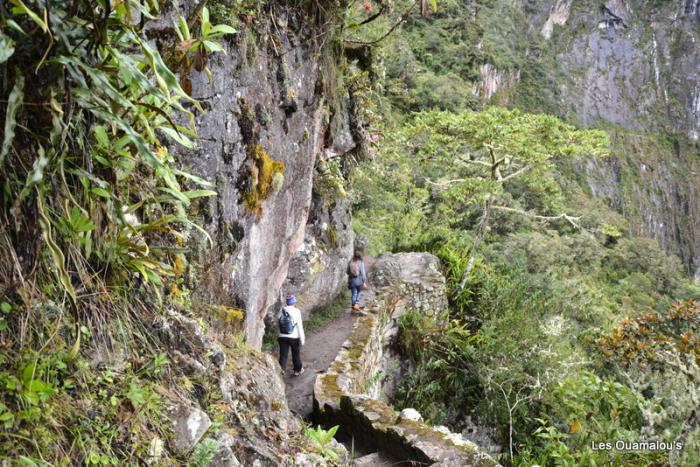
[270,400,284,411]
[318,371,340,395]
[315,370,344,412]
[242,144,285,214]
[345,317,378,373]
[326,227,338,248]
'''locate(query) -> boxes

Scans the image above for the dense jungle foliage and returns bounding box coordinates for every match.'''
[0,0,270,463]
[348,0,700,465]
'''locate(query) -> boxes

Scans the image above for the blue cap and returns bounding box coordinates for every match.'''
[286,293,297,305]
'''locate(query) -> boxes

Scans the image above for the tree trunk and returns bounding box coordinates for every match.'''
[457,196,492,292]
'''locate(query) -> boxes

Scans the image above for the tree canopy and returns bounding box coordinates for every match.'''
[407,107,609,206]
[398,107,610,286]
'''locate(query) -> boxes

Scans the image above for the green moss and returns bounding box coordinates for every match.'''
[237,99,256,145]
[314,158,347,203]
[242,144,285,214]
[208,1,239,26]
[254,104,272,128]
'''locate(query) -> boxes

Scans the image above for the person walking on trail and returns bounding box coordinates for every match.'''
[278,293,305,376]
[347,250,368,312]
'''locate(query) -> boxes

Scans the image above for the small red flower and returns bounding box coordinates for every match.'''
[363,2,372,11]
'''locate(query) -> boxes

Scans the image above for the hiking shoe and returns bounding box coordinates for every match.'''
[293,368,304,376]
[353,304,360,311]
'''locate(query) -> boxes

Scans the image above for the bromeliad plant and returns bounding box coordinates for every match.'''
[305,424,341,462]
[0,0,231,306]
[0,0,232,461]
[173,6,237,90]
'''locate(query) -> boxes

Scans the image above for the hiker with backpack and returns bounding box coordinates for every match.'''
[278,293,305,376]
[347,250,368,312]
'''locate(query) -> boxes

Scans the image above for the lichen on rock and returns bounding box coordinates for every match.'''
[242,144,285,214]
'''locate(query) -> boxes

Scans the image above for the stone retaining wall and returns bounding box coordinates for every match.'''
[367,252,448,319]
[313,253,500,466]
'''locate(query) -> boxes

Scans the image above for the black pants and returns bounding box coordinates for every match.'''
[278,337,302,372]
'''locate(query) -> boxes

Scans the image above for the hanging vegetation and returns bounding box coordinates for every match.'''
[0,0,233,461]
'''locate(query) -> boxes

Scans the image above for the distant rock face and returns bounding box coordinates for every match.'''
[541,0,573,39]
[582,136,700,278]
[525,0,700,138]
[471,63,519,102]
[158,2,359,348]
[473,0,700,276]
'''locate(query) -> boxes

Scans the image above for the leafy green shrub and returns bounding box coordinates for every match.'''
[305,424,340,462]
[192,437,219,467]
[0,0,232,462]
[0,0,228,305]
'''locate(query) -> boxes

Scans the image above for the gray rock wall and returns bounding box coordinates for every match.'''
[159,2,358,347]
[525,0,700,138]
[282,184,355,321]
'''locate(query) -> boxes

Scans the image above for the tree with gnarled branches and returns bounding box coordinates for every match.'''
[403,107,610,291]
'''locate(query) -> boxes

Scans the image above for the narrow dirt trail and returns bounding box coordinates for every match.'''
[283,287,376,419]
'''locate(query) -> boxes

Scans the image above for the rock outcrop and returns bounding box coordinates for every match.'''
[153,307,302,465]
[159,1,359,348]
[166,404,212,455]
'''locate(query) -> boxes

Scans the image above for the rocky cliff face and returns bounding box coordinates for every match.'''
[135,1,361,462]
[476,0,700,278]
[159,1,359,347]
[583,133,700,279]
[534,0,700,137]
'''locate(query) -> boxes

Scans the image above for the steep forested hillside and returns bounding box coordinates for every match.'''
[378,0,700,278]
[348,0,700,465]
